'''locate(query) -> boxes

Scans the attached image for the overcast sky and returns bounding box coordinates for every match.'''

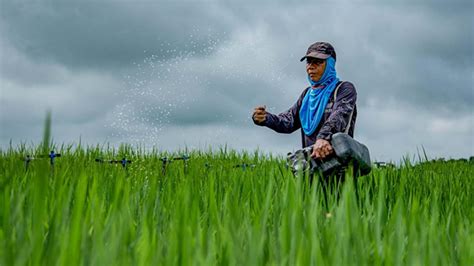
[1,0,473,162]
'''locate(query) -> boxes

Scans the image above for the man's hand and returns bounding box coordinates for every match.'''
[252,105,267,124]
[311,139,334,159]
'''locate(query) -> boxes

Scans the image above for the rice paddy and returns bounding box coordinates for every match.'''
[0,143,472,265]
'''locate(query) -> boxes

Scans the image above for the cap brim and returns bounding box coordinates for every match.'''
[299,52,331,62]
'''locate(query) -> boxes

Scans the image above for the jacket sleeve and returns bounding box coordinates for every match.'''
[316,82,357,140]
[252,89,308,134]
[263,102,301,133]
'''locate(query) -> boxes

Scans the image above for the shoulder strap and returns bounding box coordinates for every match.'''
[333,81,345,102]
[345,105,354,134]
[333,81,354,134]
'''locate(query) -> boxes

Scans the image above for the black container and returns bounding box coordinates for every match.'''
[287,133,371,177]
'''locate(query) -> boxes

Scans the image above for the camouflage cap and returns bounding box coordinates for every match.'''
[300,42,337,62]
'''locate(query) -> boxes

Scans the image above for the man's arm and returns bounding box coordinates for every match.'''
[316,82,357,140]
[253,102,301,133]
[262,102,302,134]
[252,88,308,134]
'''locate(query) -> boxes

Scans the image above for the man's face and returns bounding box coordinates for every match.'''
[306,58,326,82]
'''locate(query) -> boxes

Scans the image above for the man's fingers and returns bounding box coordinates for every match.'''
[312,147,331,159]
[253,113,265,119]
[312,149,321,159]
[316,152,321,159]
[253,110,266,121]
[252,108,266,123]
[316,151,327,159]
[252,105,266,124]
[320,143,333,155]
[323,147,332,154]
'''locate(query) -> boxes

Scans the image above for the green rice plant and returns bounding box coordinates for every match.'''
[0,142,472,265]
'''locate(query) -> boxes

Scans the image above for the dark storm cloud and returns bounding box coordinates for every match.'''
[1,1,233,70]
[1,1,472,161]
[351,3,473,113]
[0,67,123,131]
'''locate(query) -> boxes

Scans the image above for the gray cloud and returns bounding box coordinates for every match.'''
[1,1,233,70]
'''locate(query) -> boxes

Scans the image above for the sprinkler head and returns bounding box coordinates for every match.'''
[173,154,190,174]
[48,151,61,165]
[22,155,35,171]
[108,158,131,168]
[120,158,132,168]
[160,157,171,163]
[160,157,171,175]
[22,155,35,162]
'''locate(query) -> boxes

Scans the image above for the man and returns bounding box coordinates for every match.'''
[252,42,357,161]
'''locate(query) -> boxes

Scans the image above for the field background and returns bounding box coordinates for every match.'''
[0,144,473,265]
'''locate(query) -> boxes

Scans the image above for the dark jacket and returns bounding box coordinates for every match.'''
[253,81,357,148]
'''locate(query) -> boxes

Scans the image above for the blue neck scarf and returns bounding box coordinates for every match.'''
[299,57,339,136]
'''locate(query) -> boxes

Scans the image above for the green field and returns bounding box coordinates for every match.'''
[0,144,473,265]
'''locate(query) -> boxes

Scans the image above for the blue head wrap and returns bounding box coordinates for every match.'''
[299,57,339,136]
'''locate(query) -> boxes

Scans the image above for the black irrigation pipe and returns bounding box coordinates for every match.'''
[233,163,256,171]
[373,161,396,168]
[159,154,190,175]
[95,158,132,168]
[21,151,61,171]
[17,151,410,175]
[18,154,262,172]
[94,154,261,175]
